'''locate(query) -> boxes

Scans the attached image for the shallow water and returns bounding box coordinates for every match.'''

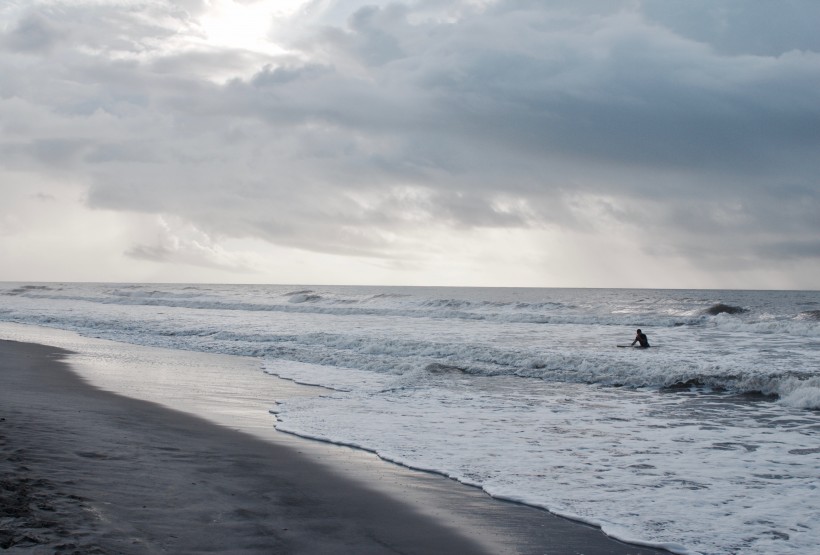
[1,283,819,554]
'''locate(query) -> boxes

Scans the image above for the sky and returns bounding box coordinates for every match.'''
[1,0,818,289]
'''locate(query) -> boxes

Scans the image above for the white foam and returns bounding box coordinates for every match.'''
[268,362,820,555]
[777,377,820,409]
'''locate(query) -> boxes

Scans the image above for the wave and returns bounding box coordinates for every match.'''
[250,332,820,406]
[109,288,208,300]
[777,377,820,410]
[798,310,820,321]
[4,302,819,407]
[262,344,820,411]
[4,284,820,338]
[703,303,748,316]
[287,293,322,303]
[0,286,749,328]
[2,283,819,408]
[3,284,57,296]
[284,289,315,296]
[424,363,469,374]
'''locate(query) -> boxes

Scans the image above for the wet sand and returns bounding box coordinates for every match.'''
[0,338,668,554]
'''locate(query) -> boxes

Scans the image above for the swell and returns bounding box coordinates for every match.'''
[4,301,819,407]
[703,303,748,316]
[0,288,757,328]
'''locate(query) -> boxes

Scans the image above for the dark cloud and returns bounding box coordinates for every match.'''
[642,0,820,56]
[126,243,175,263]
[760,240,820,261]
[2,0,819,281]
[2,12,65,52]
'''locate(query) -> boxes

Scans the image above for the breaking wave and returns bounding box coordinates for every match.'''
[6,283,817,331]
[2,282,819,408]
[704,303,748,315]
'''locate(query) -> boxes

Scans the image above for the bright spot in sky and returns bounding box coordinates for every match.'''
[195,0,309,55]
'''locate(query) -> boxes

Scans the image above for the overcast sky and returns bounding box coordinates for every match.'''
[1,0,818,288]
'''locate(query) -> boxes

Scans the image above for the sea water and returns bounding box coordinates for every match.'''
[1,283,818,555]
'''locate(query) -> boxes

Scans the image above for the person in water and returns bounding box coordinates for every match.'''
[631,328,650,348]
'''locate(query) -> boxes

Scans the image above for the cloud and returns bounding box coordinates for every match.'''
[124,216,260,273]
[1,11,65,52]
[1,0,819,286]
[642,0,820,56]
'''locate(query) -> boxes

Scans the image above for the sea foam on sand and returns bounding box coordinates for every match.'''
[0,325,669,555]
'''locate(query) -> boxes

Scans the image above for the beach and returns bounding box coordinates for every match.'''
[2,284,818,553]
[0,337,668,554]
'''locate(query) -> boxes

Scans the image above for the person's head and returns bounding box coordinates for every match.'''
[636,329,642,334]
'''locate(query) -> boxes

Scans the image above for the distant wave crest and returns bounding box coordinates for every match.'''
[704,303,748,316]
[798,310,820,321]
[3,285,56,296]
[287,293,322,304]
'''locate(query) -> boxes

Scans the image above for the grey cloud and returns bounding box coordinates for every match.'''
[642,0,820,56]
[125,241,257,272]
[343,5,408,66]
[0,4,183,57]
[124,217,259,272]
[759,241,820,261]
[627,185,820,271]
[2,12,65,52]
[266,3,820,182]
[3,0,819,275]
[126,243,175,263]
[250,62,331,86]
[149,50,265,77]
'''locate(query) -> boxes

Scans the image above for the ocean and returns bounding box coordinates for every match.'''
[1,282,818,554]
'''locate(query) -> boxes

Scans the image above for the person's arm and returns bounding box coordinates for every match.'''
[630,337,637,346]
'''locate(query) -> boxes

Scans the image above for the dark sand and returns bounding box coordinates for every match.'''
[0,339,669,554]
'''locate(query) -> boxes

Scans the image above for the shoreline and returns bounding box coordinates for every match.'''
[0,336,670,554]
